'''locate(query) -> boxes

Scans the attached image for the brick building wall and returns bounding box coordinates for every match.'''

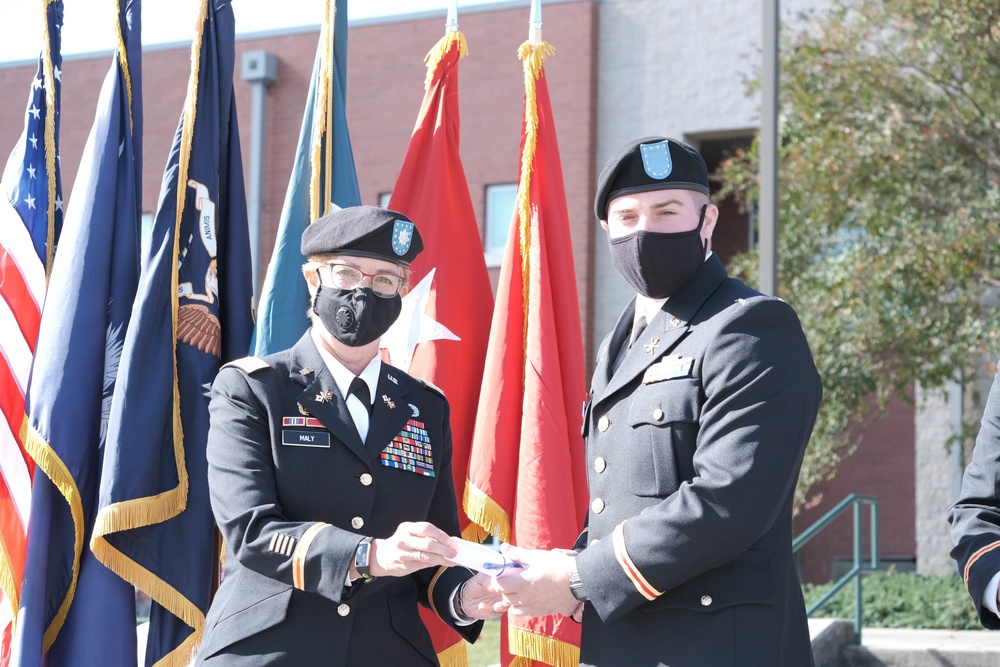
[796,397,917,583]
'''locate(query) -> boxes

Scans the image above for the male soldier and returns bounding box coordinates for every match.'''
[197,206,499,666]
[949,365,1000,629]
[492,137,823,666]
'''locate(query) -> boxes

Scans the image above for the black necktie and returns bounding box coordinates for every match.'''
[613,314,647,374]
[348,377,372,416]
[630,314,648,347]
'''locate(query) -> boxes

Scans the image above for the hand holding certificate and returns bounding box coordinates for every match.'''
[446,538,524,577]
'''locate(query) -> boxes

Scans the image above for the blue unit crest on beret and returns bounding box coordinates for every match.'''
[392,220,414,256]
[640,140,673,179]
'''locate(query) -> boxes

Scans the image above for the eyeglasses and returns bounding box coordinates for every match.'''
[317,263,405,297]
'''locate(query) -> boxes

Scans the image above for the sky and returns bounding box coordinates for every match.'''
[0,0,511,64]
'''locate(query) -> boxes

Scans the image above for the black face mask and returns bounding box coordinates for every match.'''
[313,285,402,347]
[608,206,707,299]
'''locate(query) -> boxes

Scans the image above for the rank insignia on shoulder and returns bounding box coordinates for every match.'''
[642,355,695,384]
[416,377,446,398]
[380,419,435,477]
[223,357,270,374]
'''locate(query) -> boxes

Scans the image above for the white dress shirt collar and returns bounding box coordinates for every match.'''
[309,327,380,405]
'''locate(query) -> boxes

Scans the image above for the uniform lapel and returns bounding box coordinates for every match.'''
[363,366,412,461]
[600,307,686,401]
[591,298,636,398]
[289,333,369,464]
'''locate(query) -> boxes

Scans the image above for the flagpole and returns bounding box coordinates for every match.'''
[446,0,458,32]
[529,0,542,45]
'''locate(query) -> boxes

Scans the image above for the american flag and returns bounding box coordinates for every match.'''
[0,0,63,660]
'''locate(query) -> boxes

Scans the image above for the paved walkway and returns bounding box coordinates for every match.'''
[860,627,1000,650]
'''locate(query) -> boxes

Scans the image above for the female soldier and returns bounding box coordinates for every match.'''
[196,206,499,666]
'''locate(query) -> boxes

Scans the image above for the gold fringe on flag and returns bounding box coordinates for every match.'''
[113,0,135,131]
[423,30,468,91]
[90,2,209,665]
[513,40,555,357]
[310,0,335,221]
[508,625,581,667]
[20,421,85,651]
[0,531,16,636]
[463,480,512,544]
[436,636,469,667]
[41,0,59,279]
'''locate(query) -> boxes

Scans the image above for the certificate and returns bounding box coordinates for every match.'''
[446,539,523,577]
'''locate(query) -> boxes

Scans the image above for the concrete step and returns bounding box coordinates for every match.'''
[810,620,1000,667]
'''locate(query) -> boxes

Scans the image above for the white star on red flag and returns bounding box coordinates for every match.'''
[380,268,459,373]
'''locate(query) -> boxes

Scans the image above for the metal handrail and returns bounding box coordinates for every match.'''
[793,494,879,644]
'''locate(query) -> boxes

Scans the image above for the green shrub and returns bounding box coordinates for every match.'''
[802,571,982,630]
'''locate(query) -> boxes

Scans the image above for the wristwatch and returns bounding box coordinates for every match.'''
[354,537,375,582]
[569,562,589,601]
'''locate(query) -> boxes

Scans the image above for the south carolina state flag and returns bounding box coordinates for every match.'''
[13,2,142,666]
[466,40,589,667]
[0,2,63,660]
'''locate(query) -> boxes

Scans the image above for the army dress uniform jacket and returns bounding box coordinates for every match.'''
[948,365,1000,629]
[195,332,480,666]
[574,254,822,667]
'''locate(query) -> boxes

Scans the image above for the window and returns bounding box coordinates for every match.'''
[484,183,517,268]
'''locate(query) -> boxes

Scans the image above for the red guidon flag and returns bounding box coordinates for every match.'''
[466,39,589,667]
[381,28,494,667]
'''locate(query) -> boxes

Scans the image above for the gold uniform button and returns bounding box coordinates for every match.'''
[701,595,713,607]
[598,416,610,432]
[359,473,373,486]
[592,498,605,514]
[594,457,607,473]
[653,408,664,421]
[351,517,365,530]
[338,604,351,617]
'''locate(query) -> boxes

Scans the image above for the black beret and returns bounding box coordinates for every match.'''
[594,136,709,220]
[301,205,424,266]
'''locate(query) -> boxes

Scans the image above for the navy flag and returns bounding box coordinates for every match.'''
[14,1,142,665]
[92,1,253,665]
